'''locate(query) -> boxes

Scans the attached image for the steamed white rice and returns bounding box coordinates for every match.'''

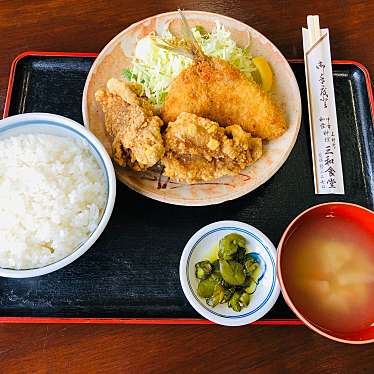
[0,133,107,269]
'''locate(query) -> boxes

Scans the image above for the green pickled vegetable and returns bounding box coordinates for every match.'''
[197,278,215,298]
[207,284,225,307]
[219,260,246,286]
[251,265,262,282]
[236,247,246,262]
[210,272,223,284]
[221,287,235,304]
[245,260,258,273]
[218,233,246,260]
[228,291,242,312]
[194,233,264,311]
[212,259,220,272]
[239,292,251,308]
[195,260,213,280]
[244,253,263,282]
[244,254,257,270]
[244,279,257,294]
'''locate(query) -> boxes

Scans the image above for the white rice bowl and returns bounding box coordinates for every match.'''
[0,133,107,270]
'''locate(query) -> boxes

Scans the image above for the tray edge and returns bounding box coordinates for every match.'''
[0,316,303,325]
[3,51,99,119]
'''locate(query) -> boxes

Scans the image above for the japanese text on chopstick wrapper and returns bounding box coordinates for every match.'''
[317,62,328,108]
[302,28,344,194]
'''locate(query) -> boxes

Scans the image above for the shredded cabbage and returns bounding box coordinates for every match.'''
[123,22,256,107]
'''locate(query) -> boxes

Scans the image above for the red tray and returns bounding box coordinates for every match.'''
[1,52,373,325]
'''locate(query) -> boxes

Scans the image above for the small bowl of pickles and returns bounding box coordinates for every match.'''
[179,221,280,326]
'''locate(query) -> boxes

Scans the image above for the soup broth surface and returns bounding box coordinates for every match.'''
[282,214,374,333]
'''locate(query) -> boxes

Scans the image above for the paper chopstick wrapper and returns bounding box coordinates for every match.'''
[302,16,345,194]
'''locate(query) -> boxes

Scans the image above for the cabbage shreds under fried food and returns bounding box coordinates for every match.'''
[162,112,262,183]
[123,23,257,107]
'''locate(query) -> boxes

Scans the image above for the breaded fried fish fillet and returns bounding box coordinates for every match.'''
[162,112,262,183]
[161,57,287,140]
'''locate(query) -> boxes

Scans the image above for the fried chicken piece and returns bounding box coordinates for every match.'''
[111,115,164,169]
[95,79,164,171]
[106,78,153,115]
[161,58,287,140]
[162,112,262,183]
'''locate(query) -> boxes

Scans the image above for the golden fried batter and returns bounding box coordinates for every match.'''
[161,58,287,140]
[95,79,164,170]
[162,112,262,183]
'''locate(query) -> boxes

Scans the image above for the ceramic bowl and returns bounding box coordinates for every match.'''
[180,220,280,326]
[0,113,116,278]
[278,202,374,344]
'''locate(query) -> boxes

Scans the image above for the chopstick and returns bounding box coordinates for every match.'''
[307,15,321,45]
[302,15,345,194]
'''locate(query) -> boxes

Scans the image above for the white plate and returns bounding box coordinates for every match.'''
[82,10,302,206]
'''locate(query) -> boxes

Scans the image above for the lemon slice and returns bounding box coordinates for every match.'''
[252,56,273,91]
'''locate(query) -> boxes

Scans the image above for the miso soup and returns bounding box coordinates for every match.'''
[281,214,374,333]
